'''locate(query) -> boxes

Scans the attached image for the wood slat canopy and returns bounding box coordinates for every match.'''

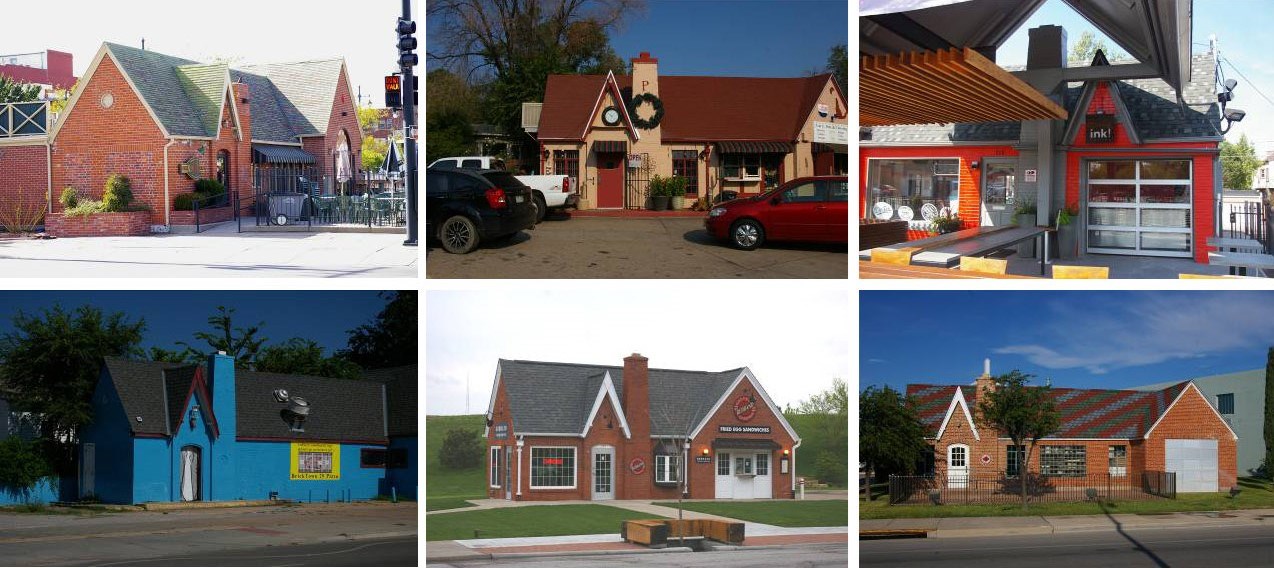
[861,47,1068,127]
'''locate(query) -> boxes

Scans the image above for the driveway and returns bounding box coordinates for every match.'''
[425,217,848,278]
[0,224,418,278]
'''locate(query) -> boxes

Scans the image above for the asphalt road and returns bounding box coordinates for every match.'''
[860,524,1274,568]
[84,536,417,567]
[429,543,848,567]
[424,216,848,278]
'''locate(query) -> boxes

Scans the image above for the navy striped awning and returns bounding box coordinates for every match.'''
[592,140,627,153]
[716,141,794,154]
[252,144,316,165]
[711,438,780,450]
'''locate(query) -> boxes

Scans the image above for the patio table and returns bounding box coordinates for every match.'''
[858,225,1013,260]
[907,226,1053,275]
[1207,251,1274,277]
[860,260,1035,279]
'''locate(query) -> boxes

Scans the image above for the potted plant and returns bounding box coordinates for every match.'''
[649,176,670,211]
[1015,199,1038,257]
[1055,204,1079,259]
[931,213,963,235]
[669,176,688,210]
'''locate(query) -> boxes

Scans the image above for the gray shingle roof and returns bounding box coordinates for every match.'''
[497,359,743,437]
[235,71,300,143]
[364,365,418,437]
[102,358,192,436]
[863,122,1021,144]
[238,60,345,140]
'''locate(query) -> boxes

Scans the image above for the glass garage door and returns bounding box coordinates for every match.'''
[1086,160,1192,257]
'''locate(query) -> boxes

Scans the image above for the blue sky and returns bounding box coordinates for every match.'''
[861,291,1274,393]
[994,0,1274,154]
[0,291,394,356]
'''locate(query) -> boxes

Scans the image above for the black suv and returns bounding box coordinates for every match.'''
[426,168,537,253]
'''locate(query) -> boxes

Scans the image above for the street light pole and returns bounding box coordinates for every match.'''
[400,0,419,246]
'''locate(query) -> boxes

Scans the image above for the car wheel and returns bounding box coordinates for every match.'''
[533,193,547,224]
[730,219,765,250]
[439,215,480,254]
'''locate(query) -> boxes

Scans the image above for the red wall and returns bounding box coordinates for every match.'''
[0,145,49,215]
[1144,385,1238,491]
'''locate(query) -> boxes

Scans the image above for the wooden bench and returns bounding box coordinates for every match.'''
[621,520,670,547]
[1208,251,1274,277]
[621,518,745,547]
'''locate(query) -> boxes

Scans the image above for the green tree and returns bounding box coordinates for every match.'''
[362,135,389,171]
[0,75,41,103]
[826,44,847,96]
[859,385,928,501]
[439,427,484,470]
[976,371,1061,510]
[0,437,54,504]
[357,105,382,133]
[426,109,475,163]
[0,305,146,473]
[1221,133,1264,190]
[341,291,417,370]
[1068,30,1127,63]
[255,338,363,380]
[1265,347,1274,479]
[173,306,267,369]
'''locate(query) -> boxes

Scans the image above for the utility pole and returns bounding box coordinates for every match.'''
[398,0,419,246]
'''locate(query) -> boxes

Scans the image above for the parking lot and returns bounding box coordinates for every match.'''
[425,216,849,279]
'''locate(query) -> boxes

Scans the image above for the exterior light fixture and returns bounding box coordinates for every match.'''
[1217,77,1246,134]
[783,448,790,456]
[702,448,710,456]
[969,160,980,170]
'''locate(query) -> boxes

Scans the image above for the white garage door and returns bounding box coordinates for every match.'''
[1165,439,1218,492]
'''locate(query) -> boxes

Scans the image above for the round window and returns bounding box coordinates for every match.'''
[99,93,115,109]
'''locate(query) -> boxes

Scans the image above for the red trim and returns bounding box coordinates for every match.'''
[632,52,659,64]
[180,366,220,438]
[133,432,167,439]
[236,436,388,446]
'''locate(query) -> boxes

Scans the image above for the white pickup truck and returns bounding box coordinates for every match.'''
[427,156,578,223]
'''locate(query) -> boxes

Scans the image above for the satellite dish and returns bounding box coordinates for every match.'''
[272,389,290,402]
[288,397,310,416]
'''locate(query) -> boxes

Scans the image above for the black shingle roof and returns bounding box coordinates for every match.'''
[497,359,743,436]
[364,365,418,437]
[102,358,192,437]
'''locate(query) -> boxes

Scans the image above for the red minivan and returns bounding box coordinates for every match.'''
[704,176,848,250]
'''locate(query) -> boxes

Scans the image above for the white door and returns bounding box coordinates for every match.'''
[180,446,200,501]
[592,447,614,500]
[715,452,733,498]
[947,445,969,489]
[81,443,95,498]
[981,161,1016,227]
[504,447,512,500]
[753,452,773,499]
[733,455,755,499]
[1165,439,1218,492]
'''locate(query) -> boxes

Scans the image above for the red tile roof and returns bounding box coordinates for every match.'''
[905,381,1191,439]
[537,73,843,142]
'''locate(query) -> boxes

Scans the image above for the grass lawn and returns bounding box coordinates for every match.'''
[425,414,486,513]
[426,504,664,541]
[652,500,848,527]
[860,476,1274,519]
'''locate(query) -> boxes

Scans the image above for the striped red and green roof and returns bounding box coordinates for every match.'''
[905,381,1190,439]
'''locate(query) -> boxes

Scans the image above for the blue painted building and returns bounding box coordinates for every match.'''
[77,354,417,504]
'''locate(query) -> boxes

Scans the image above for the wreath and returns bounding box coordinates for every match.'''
[627,92,665,130]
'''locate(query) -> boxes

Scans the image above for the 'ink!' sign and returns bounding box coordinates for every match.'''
[733,395,757,421]
[1085,114,1115,144]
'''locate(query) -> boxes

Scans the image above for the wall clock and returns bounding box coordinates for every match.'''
[602,106,621,126]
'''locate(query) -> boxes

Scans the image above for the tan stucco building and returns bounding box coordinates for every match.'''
[534,52,847,210]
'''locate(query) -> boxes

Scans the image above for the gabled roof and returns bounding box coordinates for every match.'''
[237,59,346,141]
[104,43,218,138]
[907,380,1192,439]
[538,73,843,142]
[365,364,418,437]
[102,357,196,436]
[492,359,743,436]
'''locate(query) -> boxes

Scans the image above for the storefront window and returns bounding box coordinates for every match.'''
[553,150,579,182]
[672,150,699,195]
[1006,445,1024,477]
[489,447,502,487]
[865,159,960,227]
[1109,445,1128,477]
[655,454,680,484]
[1040,445,1086,477]
[762,155,782,190]
[530,447,576,488]
[717,452,731,475]
[360,448,387,468]
[755,453,768,476]
[722,154,761,179]
[1088,159,1191,256]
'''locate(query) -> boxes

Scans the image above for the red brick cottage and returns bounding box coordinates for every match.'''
[907,365,1238,493]
[861,49,1222,262]
[24,42,361,230]
[484,354,802,501]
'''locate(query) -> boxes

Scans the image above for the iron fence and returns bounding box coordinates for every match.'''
[1223,200,1268,250]
[237,189,406,231]
[625,153,652,210]
[888,472,1176,505]
[190,192,232,233]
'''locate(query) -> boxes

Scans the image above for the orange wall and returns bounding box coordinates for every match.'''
[859,145,1019,234]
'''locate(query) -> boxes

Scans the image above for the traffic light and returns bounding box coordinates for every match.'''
[410,75,419,106]
[397,18,418,68]
[385,74,402,109]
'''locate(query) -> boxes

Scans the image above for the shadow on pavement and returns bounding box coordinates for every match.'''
[1099,501,1169,567]
[681,229,849,253]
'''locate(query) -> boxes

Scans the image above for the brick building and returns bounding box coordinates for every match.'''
[484,354,801,501]
[531,52,848,210]
[2,42,362,230]
[907,362,1237,493]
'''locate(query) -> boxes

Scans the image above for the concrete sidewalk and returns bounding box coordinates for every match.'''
[861,507,1274,538]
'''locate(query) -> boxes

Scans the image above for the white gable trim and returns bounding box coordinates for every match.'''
[580,371,632,439]
[1144,382,1239,441]
[218,69,244,141]
[483,361,504,437]
[582,71,640,141]
[688,367,801,443]
[936,387,980,441]
[50,45,172,140]
[340,60,365,141]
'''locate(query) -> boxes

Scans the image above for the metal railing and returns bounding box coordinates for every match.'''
[887,472,1176,505]
[237,189,406,231]
[1223,200,1268,250]
[0,101,48,138]
[191,193,232,233]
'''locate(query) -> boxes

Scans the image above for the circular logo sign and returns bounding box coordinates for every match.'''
[733,395,757,422]
[981,454,991,465]
[630,457,646,475]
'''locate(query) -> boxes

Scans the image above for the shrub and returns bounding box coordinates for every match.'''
[439,427,484,470]
[173,192,198,211]
[101,174,133,212]
[193,178,225,198]
[814,450,848,486]
[667,176,688,197]
[59,187,79,209]
[63,200,107,217]
[0,194,46,233]
[0,437,53,505]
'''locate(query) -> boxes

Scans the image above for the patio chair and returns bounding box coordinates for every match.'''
[871,247,920,266]
[1052,265,1109,279]
[959,256,1008,275]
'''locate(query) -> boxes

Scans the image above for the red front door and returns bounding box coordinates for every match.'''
[597,154,624,208]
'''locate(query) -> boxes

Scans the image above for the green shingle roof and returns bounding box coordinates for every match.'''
[176,63,230,137]
[105,42,216,138]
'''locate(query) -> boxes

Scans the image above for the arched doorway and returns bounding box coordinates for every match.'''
[333,131,352,196]
[216,150,231,198]
[180,445,202,501]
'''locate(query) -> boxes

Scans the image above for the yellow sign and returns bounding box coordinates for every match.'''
[290,442,341,480]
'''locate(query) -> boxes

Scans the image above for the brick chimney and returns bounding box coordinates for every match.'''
[621,353,650,440]
[230,81,252,203]
[630,52,660,98]
[974,358,997,414]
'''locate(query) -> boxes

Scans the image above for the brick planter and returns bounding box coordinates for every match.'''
[45,211,150,237]
[170,205,234,227]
